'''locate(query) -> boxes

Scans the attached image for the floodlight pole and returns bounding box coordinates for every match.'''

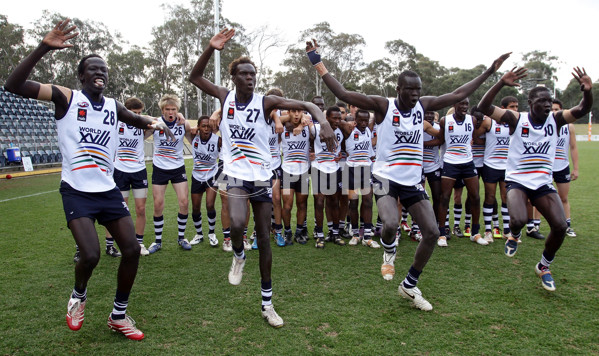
[214,0,221,110]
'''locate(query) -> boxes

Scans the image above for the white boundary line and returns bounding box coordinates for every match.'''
[0,190,57,203]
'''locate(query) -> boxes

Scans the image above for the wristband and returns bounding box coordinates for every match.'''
[307,48,321,65]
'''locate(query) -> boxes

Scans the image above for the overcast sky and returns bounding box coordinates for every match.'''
[3,0,598,89]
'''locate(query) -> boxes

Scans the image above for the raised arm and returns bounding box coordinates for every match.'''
[478,67,527,130]
[559,67,593,124]
[305,39,388,115]
[188,28,235,103]
[5,19,78,112]
[421,52,512,112]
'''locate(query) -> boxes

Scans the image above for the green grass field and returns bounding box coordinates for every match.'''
[0,143,598,355]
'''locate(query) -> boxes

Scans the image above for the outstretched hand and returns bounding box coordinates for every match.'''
[42,19,78,50]
[318,121,337,153]
[210,28,235,50]
[490,52,512,72]
[572,67,592,92]
[149,121,176,141]
[306,39,322,65]
[306,39,319,53]
[501,67,528,87]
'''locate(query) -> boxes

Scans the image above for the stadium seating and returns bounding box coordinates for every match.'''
[0,86,59,167]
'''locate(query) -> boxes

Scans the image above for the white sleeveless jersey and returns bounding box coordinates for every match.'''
[269,115,282,169]
[506,112,558,189]
[484,120,511,170]
[553,124,571,171]
[191,133,219,181]
[373,99,424,186]
[57,90,118,192]
[423,122,441,173]
[114,122,146,173]
[281,125,310,175]
[443,114,474,165]
[153,118,185,170]
[345,127,374,167]
[472,140,485,168]
[371,123,378,163]
[220,91,272,181]
[312,124,342,173]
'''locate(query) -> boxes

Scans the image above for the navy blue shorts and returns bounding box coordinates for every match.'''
[481,165,506,184]
[552,166,571,184]
[425,168,442,183]
[272,166,283,181]
[60,181,130,226]
[311,168,341,195]
[226,177,272,203]
[152,164,187,185]
[281,170,310,193]
[113,168,148,191]
[346,165,373,191]
[191,175,218,194]
[372,175,429,210]
[442,161,478,180]
[506,180,557,204]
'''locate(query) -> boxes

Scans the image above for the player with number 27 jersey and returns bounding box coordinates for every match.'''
[220,90,272,182]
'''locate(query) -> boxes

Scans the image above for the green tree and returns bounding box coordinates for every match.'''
[0,15,27,84]
[357,59,395,98]
[559,78,599,124]
[149,0,249,118]
[275,22,365,104]
[518,50,559,94]
[246,24,286,90]
[384,39,447,97]
[28,11,122,90]
[106,46,161,113]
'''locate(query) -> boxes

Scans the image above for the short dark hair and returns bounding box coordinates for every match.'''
[336,102,347,109]
[198,115,210,123]
[397,70,420,86]
[124,97,144,111]
[528,86,551,101]
[355,109,370,119]
[266,88,284,97]
[500,96,518,109]
[326,106,341,117]
[228,57,256,76]
[77,54,104,76]
[311,96,324,102]
[552,98,563,109]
